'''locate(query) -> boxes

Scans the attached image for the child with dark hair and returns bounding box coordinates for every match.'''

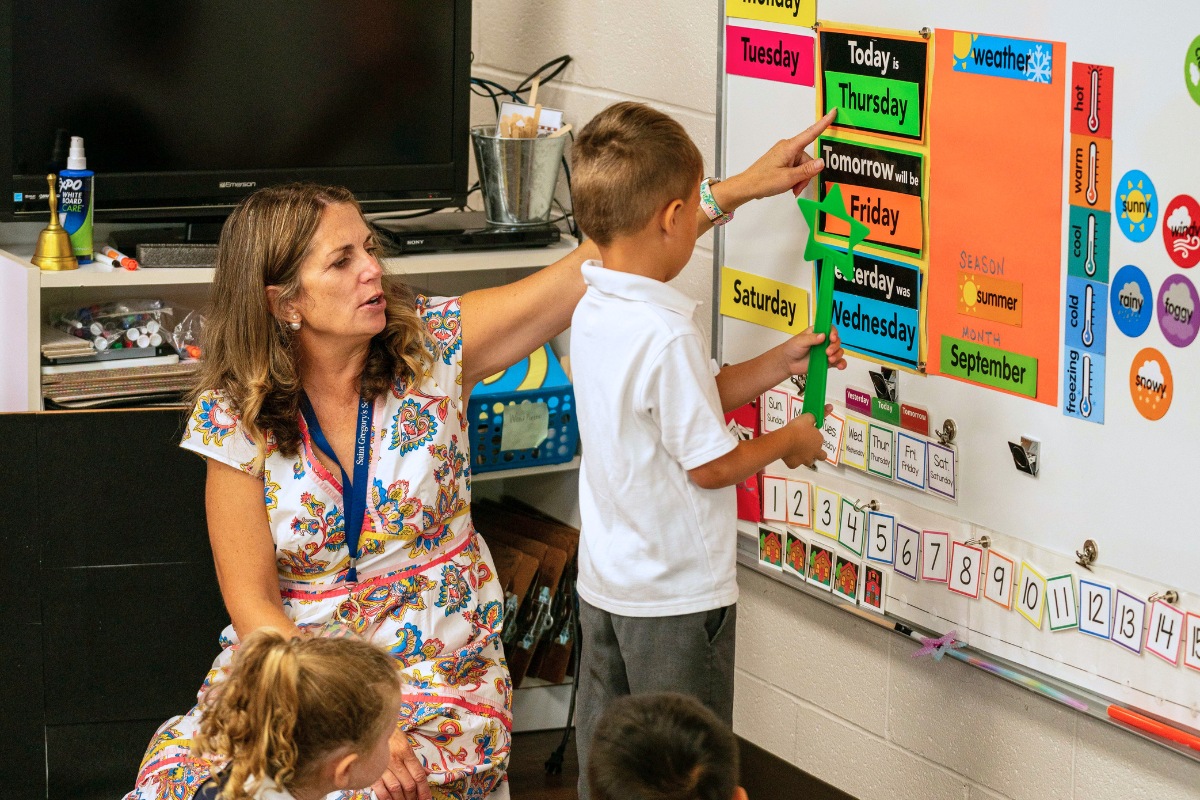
[588,692,747,800]
[192,629,404,800]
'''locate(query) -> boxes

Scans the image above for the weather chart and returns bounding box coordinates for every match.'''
[722,3,1200,746]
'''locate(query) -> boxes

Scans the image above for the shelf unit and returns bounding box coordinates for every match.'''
[0,237,579,411]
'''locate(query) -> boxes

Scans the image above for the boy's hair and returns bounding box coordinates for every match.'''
[194,630,400,800]
[572,101,705,245]
[588,692,739,800]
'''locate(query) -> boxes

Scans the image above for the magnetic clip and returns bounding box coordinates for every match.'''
[965,535,991,549]
[1008,437,1040,476]
[1149,590,1179,605]
[869,367,897,402]
[935,418,957,445]
[1075,539,1099,571]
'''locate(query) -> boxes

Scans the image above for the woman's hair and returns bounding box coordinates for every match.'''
[195,630,401,799]
[588,693,739,800]
[191,182,430,472]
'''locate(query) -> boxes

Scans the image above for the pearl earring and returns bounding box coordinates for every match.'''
[289,318,301,331]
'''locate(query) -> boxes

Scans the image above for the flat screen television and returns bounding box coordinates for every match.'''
[1,0,472,224]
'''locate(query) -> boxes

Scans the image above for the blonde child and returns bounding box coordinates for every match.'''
[192,630,404,800]
[569,101,840,799]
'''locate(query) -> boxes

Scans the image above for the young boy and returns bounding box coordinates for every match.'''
[569,101,842,798]
[588,692,747,800]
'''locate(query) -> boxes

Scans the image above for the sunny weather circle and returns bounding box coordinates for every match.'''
[1115,170,1157,243]
[1110,265,1153,338]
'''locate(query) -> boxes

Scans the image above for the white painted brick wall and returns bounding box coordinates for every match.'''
[472,3,1200,797]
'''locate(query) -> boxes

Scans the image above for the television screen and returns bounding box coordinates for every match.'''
[2,0,471,221]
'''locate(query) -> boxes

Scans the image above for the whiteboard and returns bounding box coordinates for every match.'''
[718,2,1200,732]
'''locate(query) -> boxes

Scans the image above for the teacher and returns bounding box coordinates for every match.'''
[125,114,833,800]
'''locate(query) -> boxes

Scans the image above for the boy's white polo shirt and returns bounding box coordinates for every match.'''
[572,261,738,617]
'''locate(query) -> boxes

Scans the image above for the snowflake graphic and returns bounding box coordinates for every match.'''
[1025,45,1051,83]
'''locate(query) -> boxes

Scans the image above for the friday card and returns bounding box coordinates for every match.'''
[894,431,927,490]
[1017,561,1048,629]
[758,526,785,570]
[894,524,920,581]
[867,424,894,479]
[1078,579,1113,639]
[861,564,887,613]
[1046,574,1079,631]
[948,542,983,599]
[1112,590,1146,654]
[920,530,950,582]
[865,511,895,565]
[1145,600,1185,666]
[784,531,809,579]
[808,540,835,590]
[1185,613,1200,673]
[820,410,845,465]
[841,415,869,470]
[832,553,861,603]
[983,550,1015,610]
[786,479,813,527]
[761,475,789,522]
[838,498,866,556]
[813,486,841,539]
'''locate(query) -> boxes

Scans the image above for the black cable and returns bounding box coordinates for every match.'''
[544,590,583,776]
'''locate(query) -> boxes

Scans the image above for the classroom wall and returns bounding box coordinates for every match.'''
[471,2,1200,797]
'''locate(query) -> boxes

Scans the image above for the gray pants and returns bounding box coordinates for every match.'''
[575,598,737,800]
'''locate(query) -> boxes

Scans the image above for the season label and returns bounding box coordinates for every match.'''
[817,137,924,254]
[720,266,810,334]
[1062,347,1104,423]
[958,273,1023,327]
[725,25,815,86]
[1068,205,1111,282]
[950,32,1055,84]
[1070,63,1114,138]
[820,30,928,141]
[724,0,815,27]
[940,336,1037,397]
[818,251,921,369]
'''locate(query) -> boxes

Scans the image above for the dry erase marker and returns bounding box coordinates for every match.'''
[98,244,138,270]
[92,250,119,271]
[1107,705,1200,752]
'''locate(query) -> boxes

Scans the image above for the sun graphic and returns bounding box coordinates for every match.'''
[952,32,977,70]
[960,276,979,310]
[1118,178,1154,234]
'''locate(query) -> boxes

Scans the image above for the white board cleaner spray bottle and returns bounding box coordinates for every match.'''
[58,136,94,264]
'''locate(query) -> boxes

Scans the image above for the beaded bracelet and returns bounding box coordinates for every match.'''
[699,177,734,226]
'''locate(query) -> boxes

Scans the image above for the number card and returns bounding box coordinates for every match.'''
[758,526,784,570]
[1046,574,1078,631]
[832,553,860,603]
[894,431,927,490]
[1111,590,1146,654]
[813,487,841,539]
[784,531,809,579]
[1078,580,1113,639]
[807,540,835,590]
[948,542,983,599]
[894,524,920,581]
[1185,613,1200,673]
[861,564,887,614]
[820,410,845,465]
[841,416,869,470]
[786,479,812,527]
[867,424,894,479]
[1145,601,1185,666]
[983,550,1015,610]
[1017,562,1047,629]
[920,530,950,582]
[761,476,788,522]
[761,389,789,433]
[838,498,865,557]
[866,511,896,565]
[926,442,957,500]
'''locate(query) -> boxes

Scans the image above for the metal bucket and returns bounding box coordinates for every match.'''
[471,124,567,227]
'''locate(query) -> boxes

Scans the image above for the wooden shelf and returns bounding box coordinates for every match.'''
[473,456,581,483]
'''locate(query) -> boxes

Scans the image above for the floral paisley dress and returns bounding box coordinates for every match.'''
[126,296,512,800]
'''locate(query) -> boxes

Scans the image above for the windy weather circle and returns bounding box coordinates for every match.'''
[1115,170,1157,243]
[1162,194,1200,269]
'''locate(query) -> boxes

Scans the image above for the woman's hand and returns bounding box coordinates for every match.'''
[777,326,848,378]
[371,729,432,800]
[713,109,837,212]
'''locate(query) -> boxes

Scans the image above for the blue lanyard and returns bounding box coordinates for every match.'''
[299,393,373,584]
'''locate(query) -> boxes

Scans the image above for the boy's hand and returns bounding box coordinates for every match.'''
[780,408,830,469]
[722,109,837,206]
[778,326,848,378]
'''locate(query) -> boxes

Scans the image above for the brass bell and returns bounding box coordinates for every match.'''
[32,173,78,271]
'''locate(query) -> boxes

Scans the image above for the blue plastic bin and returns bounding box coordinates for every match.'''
[468,344,579,473]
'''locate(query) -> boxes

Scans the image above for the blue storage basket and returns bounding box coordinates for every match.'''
[468,344,579,473]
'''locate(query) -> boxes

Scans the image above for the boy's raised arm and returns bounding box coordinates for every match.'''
[714,328,847,413]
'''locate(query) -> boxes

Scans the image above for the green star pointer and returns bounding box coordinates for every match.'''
[797,184,868,427]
